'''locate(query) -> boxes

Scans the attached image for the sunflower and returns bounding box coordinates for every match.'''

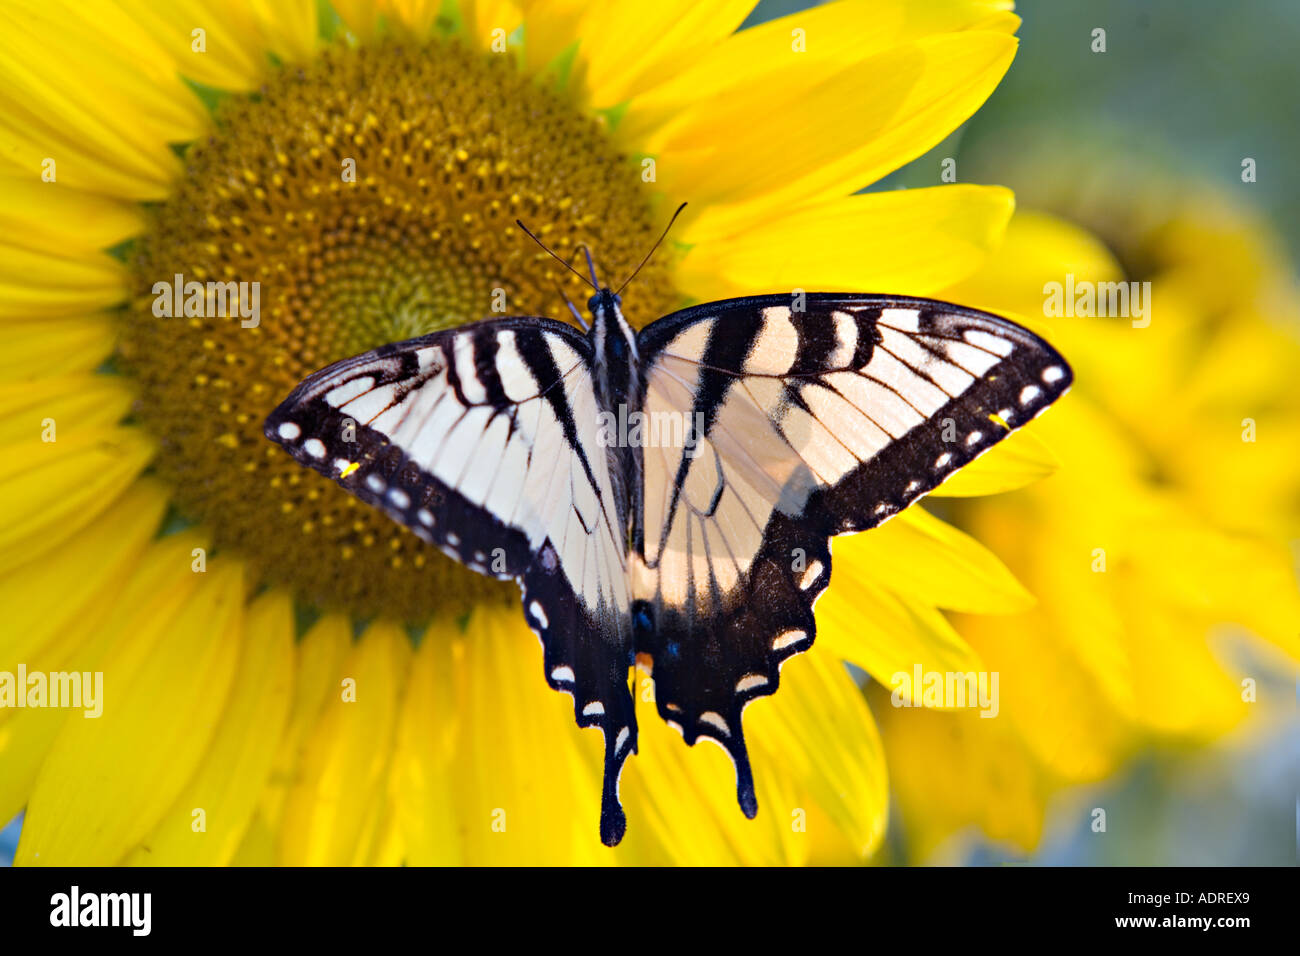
[0,0,1056,865]
[873,162,1300,861]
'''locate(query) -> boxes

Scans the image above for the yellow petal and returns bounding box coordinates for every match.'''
[926,423,1061,497]
[246,0,319,64]
[871,685,1049,860]
[615,673,789,865]
[0,374,135,445]
[329,0,383,42]
[0,176,144,258]
[258,611,352,828]
[0,478,166,674]
[622,0,1019,144]
[747,644,888,857]
[0,427,155,576]
[650,32,1017,226]
[447,606,607,864]
[277,620,410,865]
[847,505,1034,614]
[677,185,1014,301]
[461,0,524,49]
[0,0,199,199]
[16,555,243,865]
[0,488,177,827]
[940,208,1124,319]
[228,811,277,865]
[384,0,443,34]
[958,608,1135,784]
[116,0,290,92]
[389,623,465,865]
[0,242,128,319]
[816,563,984,698]
[125,589,295,865]
[0,318,116,380]
[575,0,753,107]
[518,0,586,78]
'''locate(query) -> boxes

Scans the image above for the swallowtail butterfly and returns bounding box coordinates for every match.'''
[265,217,1072,846]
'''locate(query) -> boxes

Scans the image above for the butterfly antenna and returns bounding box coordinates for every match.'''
[615,202,687,296]
[516,219,598,291]
[556,282,589,331]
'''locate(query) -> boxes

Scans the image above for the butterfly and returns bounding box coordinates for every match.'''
[264,212,1073,846]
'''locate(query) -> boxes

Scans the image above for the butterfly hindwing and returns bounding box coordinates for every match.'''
[633,294,1072,813]
[264,317,638,844]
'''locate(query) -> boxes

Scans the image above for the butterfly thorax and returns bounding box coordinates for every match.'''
[587,288,641,541]
[587,289,639,405]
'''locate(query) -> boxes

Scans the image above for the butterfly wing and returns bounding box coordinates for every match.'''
[632,294,1073,815]
[264,317,637,845]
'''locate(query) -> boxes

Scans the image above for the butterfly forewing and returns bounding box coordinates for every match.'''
[264,317,638,845]
[632,294,1072,813]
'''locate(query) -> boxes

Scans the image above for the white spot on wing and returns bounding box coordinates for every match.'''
[277,421,301,440]
[963,329,1014,356]
[303,438,326,458]
[529,600,548,628]
[772,629,807,651]
[736,674,769,693]
[799,559,823,590]
[699,711,730,735]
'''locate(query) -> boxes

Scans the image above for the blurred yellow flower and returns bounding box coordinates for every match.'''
[4,0,1142,866]
[874,177,1300,861]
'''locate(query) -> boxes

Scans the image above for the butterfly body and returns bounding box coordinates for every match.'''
[266,287,1073,846]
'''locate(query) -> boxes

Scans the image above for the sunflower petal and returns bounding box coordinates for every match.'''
[816,565,984,700]
[15,555,242,865]
[677,185,1014,300]
[573,0,753,107]
[276,620,410,865]
[0,176,144,258]
[871,686,1049,860]
[0,319,116,380]
[0,427,155,577]
[747,645,888,857]
[847,506,1034,614]
[0,486,178,832]
[622,0,1019,144]
[125,589,295,866]
[446,606,608,864]
[0,478,166,674]
[389,621,464,865]
[117,0,276,92]
[0,0,200,199]
[649,32,1017,224]
[258,611,352,829]
[0,243,128,319]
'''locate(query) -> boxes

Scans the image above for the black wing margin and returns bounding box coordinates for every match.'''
[632,293,1073,819]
